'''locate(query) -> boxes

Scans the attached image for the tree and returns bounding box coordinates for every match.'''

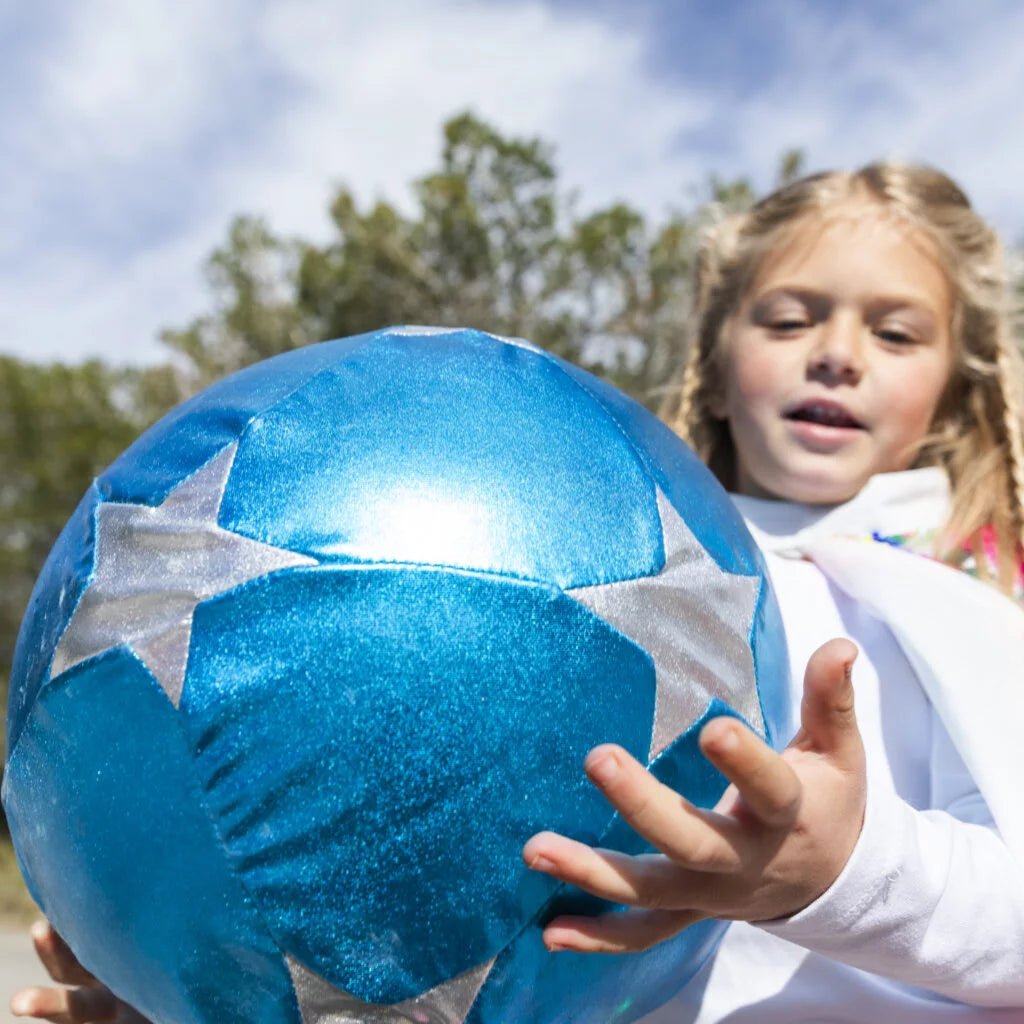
[161,112,768,409]
[161,217,309,389]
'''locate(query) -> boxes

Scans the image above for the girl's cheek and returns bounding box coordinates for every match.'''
[731,347,787,405]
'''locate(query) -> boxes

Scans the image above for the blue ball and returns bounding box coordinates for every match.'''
[3,327,789,1024]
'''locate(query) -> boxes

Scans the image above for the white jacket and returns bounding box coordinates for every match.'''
[640,469,1024,1023]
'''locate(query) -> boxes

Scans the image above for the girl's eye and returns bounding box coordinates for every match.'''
[767,317,810,334]
[876,324,917,345]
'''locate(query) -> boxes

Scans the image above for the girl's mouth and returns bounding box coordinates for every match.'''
[783,400,865,430]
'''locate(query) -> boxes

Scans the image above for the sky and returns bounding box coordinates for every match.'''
[3,0,1024,365]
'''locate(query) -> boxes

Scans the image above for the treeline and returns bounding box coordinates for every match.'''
[2,113,1021,787]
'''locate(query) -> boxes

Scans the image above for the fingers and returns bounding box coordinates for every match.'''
[524,727,801,903]
[541,907,706,953]
[10,985,119,1023]
[700,718,801,828]
[795,638,862,761]
[524,832,694,907]
[31,923,98,987]
[578,745,745,871]
[12,923,119,1023]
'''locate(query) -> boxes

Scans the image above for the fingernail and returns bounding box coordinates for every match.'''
[30,921,48,941]
[587,751,619,786]
[845,646,859,677]
[701,720,737,754]
[545,941,567,952]
[11,994,30,1015]
[716,725,739,752]
[528,854,557,873]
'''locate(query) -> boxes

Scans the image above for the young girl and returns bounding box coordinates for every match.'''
[522,163,1024,1020]
[12,164,1024,1023]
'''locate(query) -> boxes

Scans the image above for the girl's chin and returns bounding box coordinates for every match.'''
[786,481,866,506]
[736,463,870,506]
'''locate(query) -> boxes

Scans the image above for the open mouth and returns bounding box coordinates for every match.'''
[783,401,865,430]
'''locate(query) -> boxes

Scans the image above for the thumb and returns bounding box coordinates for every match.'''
[793,637,862,761]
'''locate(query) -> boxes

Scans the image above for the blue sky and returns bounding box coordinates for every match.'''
[4,0,1024,364]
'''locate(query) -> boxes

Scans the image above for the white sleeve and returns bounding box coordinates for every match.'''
[756,709,1024,1007]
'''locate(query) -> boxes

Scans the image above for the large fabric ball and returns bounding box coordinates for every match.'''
[4,327,789,1024]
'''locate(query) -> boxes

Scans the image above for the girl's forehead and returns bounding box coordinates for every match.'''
[748,200,950,302]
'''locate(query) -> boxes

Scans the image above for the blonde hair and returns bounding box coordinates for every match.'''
[662,163,1024,593]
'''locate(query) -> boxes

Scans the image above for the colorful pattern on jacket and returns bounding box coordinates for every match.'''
[870,525,1024,601]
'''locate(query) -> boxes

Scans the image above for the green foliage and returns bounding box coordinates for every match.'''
[777,148,807,187]
[295,113,572,362]
[162,112,760,404]
[161,217,308,388]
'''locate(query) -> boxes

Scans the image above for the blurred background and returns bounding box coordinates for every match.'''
[3,0,1024,922]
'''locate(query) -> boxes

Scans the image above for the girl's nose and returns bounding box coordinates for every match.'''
[807,317,864,385]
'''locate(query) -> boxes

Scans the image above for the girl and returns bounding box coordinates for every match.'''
[13,164,1024,1023]
[523,163,1024,1020]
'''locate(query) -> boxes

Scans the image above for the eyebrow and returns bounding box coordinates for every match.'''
[750,287,940,324]
[749,288,829,320]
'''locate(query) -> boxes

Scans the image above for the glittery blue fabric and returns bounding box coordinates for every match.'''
[749,576,791,750]
[3,327,791,1024]
[99,335,371,507]
[472,699,744,1024]
[4,649,301,1024]
[182,565,655,1001]
[219,331,662,587]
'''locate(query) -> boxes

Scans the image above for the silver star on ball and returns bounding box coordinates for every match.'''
[568,489,764,759]
[50,443,317,707]
[286,955,496,1024]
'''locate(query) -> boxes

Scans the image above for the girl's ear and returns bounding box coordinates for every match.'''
[706,356,730,421]
[706,321,732,421]
[708,386,727,421]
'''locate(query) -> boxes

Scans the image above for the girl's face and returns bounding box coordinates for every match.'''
[716,203,955,504]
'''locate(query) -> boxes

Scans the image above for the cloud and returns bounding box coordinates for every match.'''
[248,0,710,219]
[3,0,1024,365]
[3,0,710,364]
[695,0,1024,229]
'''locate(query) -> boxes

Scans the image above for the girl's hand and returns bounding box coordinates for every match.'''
[10,922,150,1024]
[522,638,867,952]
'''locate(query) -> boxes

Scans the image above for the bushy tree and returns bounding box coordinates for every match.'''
[161,112,767,405]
